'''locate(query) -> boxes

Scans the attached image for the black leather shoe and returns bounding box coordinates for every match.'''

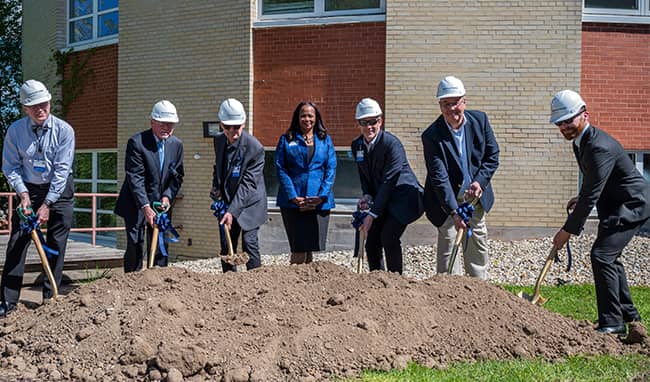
[0,302,16,317]
[596,324,627,335]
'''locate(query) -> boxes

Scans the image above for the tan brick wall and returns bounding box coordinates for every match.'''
[21,0,66,100]
[385,1,583,229]
[117,0,253,259]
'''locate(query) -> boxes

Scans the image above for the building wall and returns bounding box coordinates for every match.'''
[253,23,386,147]
[581,23,650,150]
[385,1,583,231]
[65,45,118,150]
[21,0,65,99]
[117,0,253,259]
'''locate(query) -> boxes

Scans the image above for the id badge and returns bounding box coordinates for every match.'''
[356,150,365,162]
[33,159,47,173]
[231,165,241,178]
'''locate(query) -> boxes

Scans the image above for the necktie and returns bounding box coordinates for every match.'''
[158,140,165,174]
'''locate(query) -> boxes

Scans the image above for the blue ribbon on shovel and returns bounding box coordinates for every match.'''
[154,209,179,258]
[456,201,475,237]
[18,207,59,259]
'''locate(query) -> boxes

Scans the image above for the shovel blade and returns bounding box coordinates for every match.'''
[517,290,548,306]
[220,253,250,266]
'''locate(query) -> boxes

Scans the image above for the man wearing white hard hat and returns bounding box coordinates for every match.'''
[115,100,184,272]
[550,90,650,341]
[351,98,423,274]
[210,98,267,273]
[421,76,500,280]
[1,80,75,317]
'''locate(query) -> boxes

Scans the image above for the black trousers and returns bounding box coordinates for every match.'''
[365,213,407,274]
[591,219,646,327]
[1,180,74,304]
[219,218,261,273]
[123,212,169,273]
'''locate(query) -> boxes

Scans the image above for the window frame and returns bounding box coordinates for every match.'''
[66,0,119,49]
[255,0,386,28]
[73,149,118,225]
[583,0,650,24]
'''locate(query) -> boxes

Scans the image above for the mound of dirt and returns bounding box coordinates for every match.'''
[0,262,645,381]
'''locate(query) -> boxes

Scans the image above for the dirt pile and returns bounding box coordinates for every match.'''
[0,262,644,381]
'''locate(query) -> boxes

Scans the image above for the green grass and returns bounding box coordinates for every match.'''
[343,284,650,382]
[77,267,112,284]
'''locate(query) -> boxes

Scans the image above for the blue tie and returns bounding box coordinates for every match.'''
[158,140,165,174]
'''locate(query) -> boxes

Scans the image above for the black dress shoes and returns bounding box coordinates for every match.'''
[0,302,16,318]
[596,324,627,335]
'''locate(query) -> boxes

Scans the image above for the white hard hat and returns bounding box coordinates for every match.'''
[436,76,466,99]
[20,80,52,106]
[549,90,586,124]
[218,98,246,125]
[355,98,382,119]
[151,100,179,123]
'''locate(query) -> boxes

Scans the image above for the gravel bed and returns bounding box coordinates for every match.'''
[173,234,650,286]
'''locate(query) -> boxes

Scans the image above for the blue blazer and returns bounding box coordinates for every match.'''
[351,130,424,225]
[275,133,337,210]
[421,110,500,227]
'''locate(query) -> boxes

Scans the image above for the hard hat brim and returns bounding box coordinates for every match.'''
[22,94,52,106]
[219,118,246,125]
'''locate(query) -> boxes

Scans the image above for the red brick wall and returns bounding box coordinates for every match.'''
[64,45,118,150]
[253,23,386,147]
[581,23,650,150]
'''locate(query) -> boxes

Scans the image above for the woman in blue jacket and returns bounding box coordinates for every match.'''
[275,101,337,264]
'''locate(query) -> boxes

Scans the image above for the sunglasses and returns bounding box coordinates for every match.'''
[358,117,381,127]
[555,111,584,127]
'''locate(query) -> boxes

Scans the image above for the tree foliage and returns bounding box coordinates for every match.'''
[0,0,22,131]
[0,0,22,192]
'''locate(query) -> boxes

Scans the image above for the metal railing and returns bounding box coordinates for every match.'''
[0,192,123,247]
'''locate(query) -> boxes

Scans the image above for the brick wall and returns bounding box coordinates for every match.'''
[581,23,650,150]
[253,23,386,147]
[117,0,253,259]
[385,1,583,230]
[65,45,118,149]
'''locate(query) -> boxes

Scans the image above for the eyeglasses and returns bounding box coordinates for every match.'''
[221,124,241,131]
[439,98,465,110]
[358,117,381,127]
[555,111,584,127]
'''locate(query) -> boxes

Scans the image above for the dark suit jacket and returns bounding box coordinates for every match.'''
[351,130,424,225]
[421,110,500,227]
[564,125,650,234]
[212,131,268,231]
[115,129,184,221]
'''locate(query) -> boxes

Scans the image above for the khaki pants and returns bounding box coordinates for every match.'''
[436,202,489,280]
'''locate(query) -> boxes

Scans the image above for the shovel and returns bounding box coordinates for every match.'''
[447,198,479,274]
[356,228,365,274]
[447,226,465,275]
[18,208,58,299]
[32,229,58,299]
[147,202,168,269]
[518,247,558,306]
[220,224,249,266]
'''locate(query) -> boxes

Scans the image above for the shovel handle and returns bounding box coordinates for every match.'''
[223,225,235,257]
[32,230,58,299]
[148,225,159,269]
[447,226,465,275]
[530,247,557,304]
[356,229,365,274]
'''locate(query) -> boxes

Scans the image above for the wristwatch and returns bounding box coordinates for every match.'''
[43,199,53,208]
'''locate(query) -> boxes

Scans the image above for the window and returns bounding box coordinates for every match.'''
[68,0,119,47]
[583,0,650,23]
[72,150,119,245]
[257,0,385,26]
[264,149,361,210]
[629,151,650,183]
